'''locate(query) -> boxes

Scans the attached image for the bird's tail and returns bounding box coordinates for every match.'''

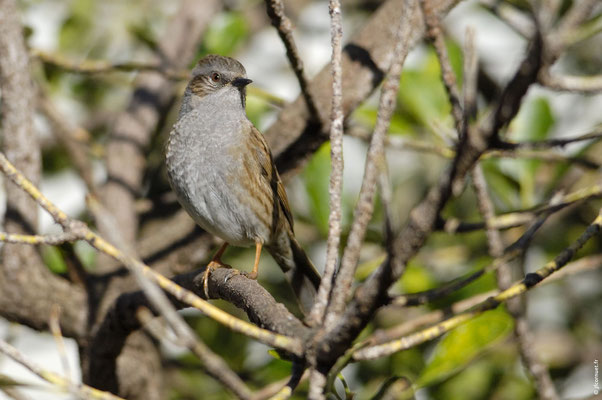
[267,232,321,316]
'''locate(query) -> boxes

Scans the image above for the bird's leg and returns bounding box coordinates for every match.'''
[246,241,262,280]
[203,242,231,298]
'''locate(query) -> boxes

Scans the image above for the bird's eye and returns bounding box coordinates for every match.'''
[210,72,220,82]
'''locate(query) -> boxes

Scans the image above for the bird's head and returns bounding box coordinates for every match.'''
[187,54,252,108]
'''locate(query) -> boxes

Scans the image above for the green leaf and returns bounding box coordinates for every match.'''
[507,97,555,206]
[303,143,332,237]
[200,12,248,57]
[481,159,521,210]
[446,39,464,88]
[74,241,97,270]
[435,359,496,400]
[398,262,437,294]
[58,0,97,54]
[417,309,514,388]
[42,246,67,274]
[353,106,414,136]
[244,95,270,128]
[399,66,451,129]
[510,97,554,142]
[267,349,282,360]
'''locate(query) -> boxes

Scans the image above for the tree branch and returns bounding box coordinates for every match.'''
[0,0,87,340]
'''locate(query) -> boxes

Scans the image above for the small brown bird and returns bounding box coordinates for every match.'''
[166,55,321,313]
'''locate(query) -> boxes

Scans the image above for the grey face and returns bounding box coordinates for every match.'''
[188,55,252,100]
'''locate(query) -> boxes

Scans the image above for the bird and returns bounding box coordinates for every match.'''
[166,54,321,314]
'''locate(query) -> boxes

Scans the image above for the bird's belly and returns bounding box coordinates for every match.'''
[173,166,268,247]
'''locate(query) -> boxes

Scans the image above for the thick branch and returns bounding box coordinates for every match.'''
[0,0,87,339]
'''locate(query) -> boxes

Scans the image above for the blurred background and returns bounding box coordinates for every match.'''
[0,0,601,399]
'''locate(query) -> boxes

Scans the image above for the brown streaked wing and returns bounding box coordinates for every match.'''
[249,125,294,233]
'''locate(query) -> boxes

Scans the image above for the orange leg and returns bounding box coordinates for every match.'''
[247,242,262,280]
[203,242,230,297]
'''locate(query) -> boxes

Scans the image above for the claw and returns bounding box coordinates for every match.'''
[224,269,241,283]
[203,242,230,298]
[204,261,233,295]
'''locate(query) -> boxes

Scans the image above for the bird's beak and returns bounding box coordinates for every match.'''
[232,77,253,88]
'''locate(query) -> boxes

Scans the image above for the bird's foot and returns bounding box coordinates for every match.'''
[203,260,232,298]
[240,270,258,280]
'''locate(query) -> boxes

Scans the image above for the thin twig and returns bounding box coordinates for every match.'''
[353,208,602,360]
[0,232,78,245]
[487,149,600,169]
[265,360,306,400]
[48,305,71,380]
[137,308,252,400]
[325,0,416,325]
[424,0,464,137]
[0,339,124,400]
[31,49,188,80]
[393,250,519,307]
[366,252,602,346]
[394,200,560,309]
[0,152,304,357]
[480,0,534,38]
[440,182,602,233]
[251,370,309,400]
[463,27,478,124]
[472,165,559,399]
[316,27,545,370]
[306,0,344,329]
[263,0,320,121]
[37,90,96,193]
[539,72,602,93]
[351,126,602,165]
[495,126,602,149]
[555,0,599,40]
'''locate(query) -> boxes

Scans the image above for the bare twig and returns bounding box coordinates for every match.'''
[267,0,462,177]
[0,339,124,400]
[48,305,72,380]
[306,0,344,331]
[317,28,544,369]
[31,49,188,80]
[480,0,534,38]
[137,308,252,400]
[555,0,599,40]
[266,360,306,400]
[250,370,309,400]
[354,207,602,360]
[495,126,602,149]
[369,253,602,346]
[440,182,602,233]
[37,90,96,192]
[263,0,320,121]
[393,250,519,307]
[472,166,559,399]
[325,0,416,325]
[423,0,464,137]
[0,232,79,245]
[539,72,602,93]
[487,148,600,169]
[463,27,478,124]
